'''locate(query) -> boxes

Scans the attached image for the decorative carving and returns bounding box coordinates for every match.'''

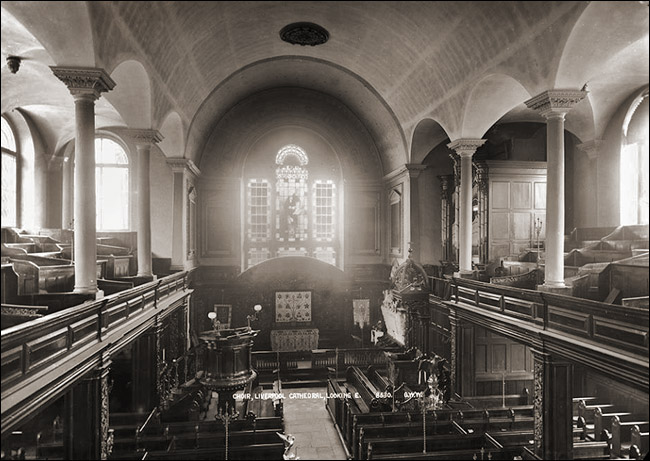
[447,139,487,157]
[473,161,489,194]
[524,90,588,117]
[280,22,329,46]
[449,316,457,394]
[392,257,429,292]
[533,356,544,457]
[120,129,164,145]
[99,355,111,460]
[51,67,116,99]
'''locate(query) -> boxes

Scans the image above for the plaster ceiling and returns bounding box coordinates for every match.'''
[1,1,648,174]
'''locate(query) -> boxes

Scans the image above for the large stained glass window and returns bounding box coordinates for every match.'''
[245,144,338,269]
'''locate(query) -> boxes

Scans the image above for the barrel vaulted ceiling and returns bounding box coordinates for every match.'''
[1,1,648,174]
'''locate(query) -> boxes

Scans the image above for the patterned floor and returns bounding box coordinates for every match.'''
[282,386,348,460]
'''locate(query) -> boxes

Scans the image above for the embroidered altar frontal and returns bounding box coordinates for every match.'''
[275,291,312,322]
[271,328,319,352]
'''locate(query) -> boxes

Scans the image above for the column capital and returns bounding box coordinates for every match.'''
[120,128,164,146]
[404,163,427,179]
[576,139,604,160]
[166,157,201,178]
[51,66,116,99]
[447,139,487,157]
[524,89,587,118]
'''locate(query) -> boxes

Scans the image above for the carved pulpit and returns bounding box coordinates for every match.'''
[380,253,431,386]
[198,327,258,412]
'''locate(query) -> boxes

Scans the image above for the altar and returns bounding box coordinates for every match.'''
[270,328,319,352]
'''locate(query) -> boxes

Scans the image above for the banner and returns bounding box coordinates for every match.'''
[353,299,370,328]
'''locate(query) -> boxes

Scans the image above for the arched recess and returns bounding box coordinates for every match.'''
[2,109,43,230]
[1,2,95,67]
[186,56,407,175]
[555,1,648,141]
[620,89,649,226]
[460,74,531,139]
[410,118,452,165]
[197,87,384,270]
[106,60,152,129]
[158,111,185,158]
[555,2,648,90]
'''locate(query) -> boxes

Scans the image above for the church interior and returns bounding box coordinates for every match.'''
[1,1,649,460]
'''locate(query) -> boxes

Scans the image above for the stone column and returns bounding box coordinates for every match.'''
[51,67,115,294]
[532,349,573,460]
[447,139,486,274]
[124,130,163,277]
[525,90,586,289]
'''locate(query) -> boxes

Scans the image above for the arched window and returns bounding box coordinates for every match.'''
[620,93,649,225]
[95,137,130,230]
[1,116,18,227]
[245,144,338,269]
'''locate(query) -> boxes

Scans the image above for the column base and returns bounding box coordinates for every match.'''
[454,270,476,279]
[536,284,572,295]
[73,285,98,294]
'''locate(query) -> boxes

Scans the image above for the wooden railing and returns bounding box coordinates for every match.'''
[1,270,192,401]
[428,275,649,358]
[252,347,393,376]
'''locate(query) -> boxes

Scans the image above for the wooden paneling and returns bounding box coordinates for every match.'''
[473,325,533,396]
[487,161,547,261]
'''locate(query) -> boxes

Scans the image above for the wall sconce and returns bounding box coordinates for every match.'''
[207,311,221,334]
[7,56,21,74]
[247,304,262,329]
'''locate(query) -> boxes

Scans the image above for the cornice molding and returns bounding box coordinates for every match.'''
[577,140,604,160]
[166,157,201,177]
[524,90,587,118]
[119,129,164,145]
[50,67,116,99]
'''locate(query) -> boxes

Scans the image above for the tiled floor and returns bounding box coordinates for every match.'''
[282,386,348,460]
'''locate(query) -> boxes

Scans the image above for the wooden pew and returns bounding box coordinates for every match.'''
[113,428,282,453]
[366,432,497,460]
[357,419,464,459]
[347,405,534,459]
[457,390,530,408]
[113,443,286,460]
[630,424,649,459]
[577,399,614,425]
[1,263,20,304]
[572,440,610,459]
[346,366,384,411]
[610,417,650,458]
[593,406,631,441]
[488,429,534,449]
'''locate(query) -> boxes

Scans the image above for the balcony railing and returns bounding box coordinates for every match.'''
[1,271,192,395]
[428,275,649,358]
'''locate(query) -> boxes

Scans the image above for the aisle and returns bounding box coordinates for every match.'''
[282,386,348,460]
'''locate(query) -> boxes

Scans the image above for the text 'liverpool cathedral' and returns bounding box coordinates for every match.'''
[1,2,648,460]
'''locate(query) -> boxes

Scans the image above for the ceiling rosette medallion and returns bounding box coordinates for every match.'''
[280,22,329,46]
